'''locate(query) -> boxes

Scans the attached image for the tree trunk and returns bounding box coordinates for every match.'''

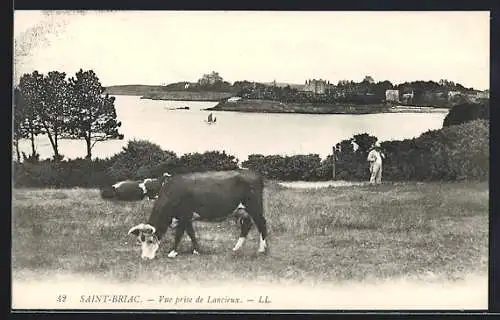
[85,136,92,159]
[43,123,60,160]
[332,146,336,180]
[53,129,59,159]
[47,134,59,159]
[30,130,36,158]
[14,138,20,162]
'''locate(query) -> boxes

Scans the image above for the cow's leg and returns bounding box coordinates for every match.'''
[246,196,268,254]
[233,214,253,252]
[168,217,187,258]
[253,214,268,253]
[185,220,200,255]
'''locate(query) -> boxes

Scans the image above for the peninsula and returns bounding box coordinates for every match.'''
[206,99,449,114]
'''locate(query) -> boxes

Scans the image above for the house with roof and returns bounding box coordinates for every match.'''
[385,89,399,103]
[303,79,330,94]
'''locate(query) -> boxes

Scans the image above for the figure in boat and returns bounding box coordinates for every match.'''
[207,113,217,124]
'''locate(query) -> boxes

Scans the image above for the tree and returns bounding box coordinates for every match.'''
[18,72,44,161]
[67,69,124,159]
[363,75,375,84]
[372,80,394,101]
[13,88,26,162]
[38,71,71,160]
[353,133,378,153]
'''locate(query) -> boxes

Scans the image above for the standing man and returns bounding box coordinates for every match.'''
[367,142,385,184]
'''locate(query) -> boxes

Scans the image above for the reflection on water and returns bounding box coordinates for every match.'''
[17,95,448,161]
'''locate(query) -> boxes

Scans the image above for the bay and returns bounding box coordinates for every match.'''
[16,95,448,162]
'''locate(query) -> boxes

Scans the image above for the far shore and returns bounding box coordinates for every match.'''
[205,99,450,115]
[141,91,233,102]
[104,89,450,115]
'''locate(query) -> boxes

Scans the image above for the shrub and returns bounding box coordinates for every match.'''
[65,158,114,187]
[331,134,380,181]
[382,120,489,181]
[443,102,489,127]
[13,145,240,188]
[335,152,368,181]
[14,160,63,188]
[242,154,323,181]
[242,155,286,180]
[13,157,114,188]
[282,154,323,180]
[315,155,335,181]
[106,139,178,180]
[178,151,239,173]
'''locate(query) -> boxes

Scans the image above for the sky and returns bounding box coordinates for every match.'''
[13,11,490,90]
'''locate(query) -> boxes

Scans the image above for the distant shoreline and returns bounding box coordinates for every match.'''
[142,91,233,102]
[104,85,233,101]
[205,99,449,115]
[105,87,449,114]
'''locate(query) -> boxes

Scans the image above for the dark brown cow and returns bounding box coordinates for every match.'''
[128,169,268,260]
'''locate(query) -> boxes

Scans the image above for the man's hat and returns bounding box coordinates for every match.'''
[370,141,380,150]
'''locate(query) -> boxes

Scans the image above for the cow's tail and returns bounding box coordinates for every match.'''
[255,173,269,253]
[258,173,265,215]
[248,172,265,216]
[100,186,117,199]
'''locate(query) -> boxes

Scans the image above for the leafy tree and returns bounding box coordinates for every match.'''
[67,69,124,159]
[363,75,375,83]
[372,80,394,101]
[18,72,44,161]
[353,133,378,153]
[38,71,71,160]
[13,88,26,162]
[338,138,355,155]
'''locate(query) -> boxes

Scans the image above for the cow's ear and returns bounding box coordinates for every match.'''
[128,223,145,237]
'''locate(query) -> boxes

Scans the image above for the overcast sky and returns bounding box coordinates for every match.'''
[13,10,490,90]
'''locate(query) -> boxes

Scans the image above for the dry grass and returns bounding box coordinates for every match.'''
[12,181,488,285]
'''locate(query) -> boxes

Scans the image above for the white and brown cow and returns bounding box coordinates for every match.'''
[100,172,172,201]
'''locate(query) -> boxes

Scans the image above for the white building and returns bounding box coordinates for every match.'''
[385,89,399,103]
[227,97,242,103]
[447,91,462,100]
[477,90,489,99]
[304,79,330,94]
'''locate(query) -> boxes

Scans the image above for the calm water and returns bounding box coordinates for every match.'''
[17,95,448,162]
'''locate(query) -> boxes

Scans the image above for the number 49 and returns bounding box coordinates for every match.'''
[57,295,67,303]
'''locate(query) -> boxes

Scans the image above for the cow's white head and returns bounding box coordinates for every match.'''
[128,223,160,260]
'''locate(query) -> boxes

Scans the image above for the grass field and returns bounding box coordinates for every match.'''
[12,181,488,286]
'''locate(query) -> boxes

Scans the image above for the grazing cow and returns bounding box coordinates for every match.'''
[100,173,172,201]
[128,169,268,260]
